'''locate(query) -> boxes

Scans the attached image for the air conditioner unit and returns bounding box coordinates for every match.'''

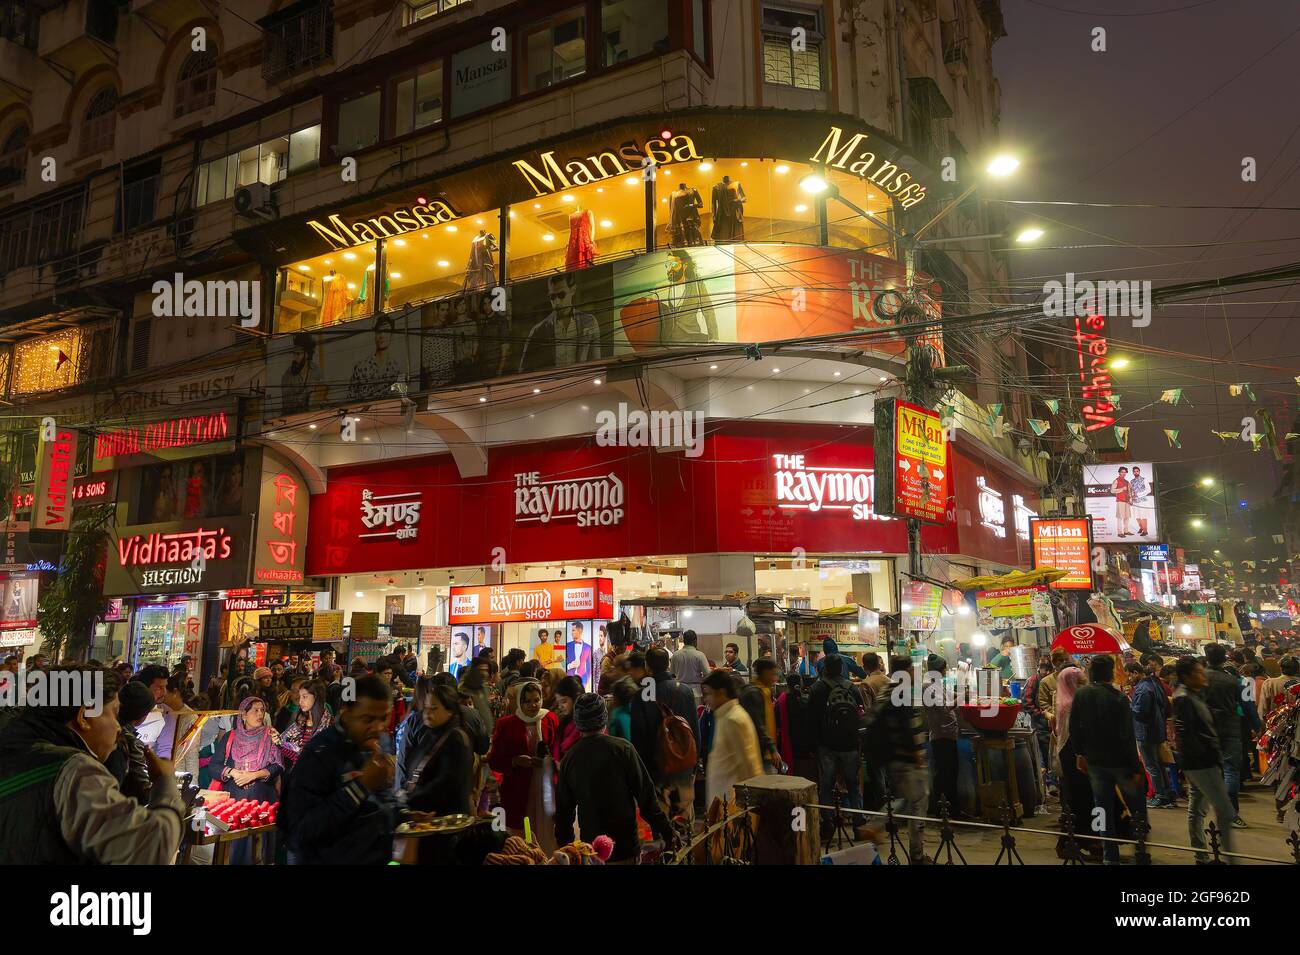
[234,181,276,220]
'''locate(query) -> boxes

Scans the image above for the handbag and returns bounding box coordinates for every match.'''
[1158,741,1175,765]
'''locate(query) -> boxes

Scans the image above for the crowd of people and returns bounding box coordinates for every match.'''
[2,625,1296,866]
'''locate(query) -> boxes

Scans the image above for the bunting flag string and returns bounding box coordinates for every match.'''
[1159,388,1188,405]
[1044,398,1061,414]
[1028,419,1051,436]
[1164,429,1181,448]
[1212,430,1238,441]
[1066,422,1084,440]
[1114,426,1130,449]
[1228,383,1257,401]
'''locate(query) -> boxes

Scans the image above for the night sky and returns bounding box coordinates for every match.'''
[993,0,1300,542]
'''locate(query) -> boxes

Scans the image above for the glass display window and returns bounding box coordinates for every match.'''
[507,176,645,282]
[825,166,897,255]
[132,599,204,672]
[601,0,669,65]
[522,6,587,93]
[653,158,819,248]
[382,211,500,311]
[276,243,378,332]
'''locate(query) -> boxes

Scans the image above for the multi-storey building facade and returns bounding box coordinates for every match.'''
[1,0,1044,680]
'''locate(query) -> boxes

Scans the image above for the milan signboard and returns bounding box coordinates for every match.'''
[873,398,950,524]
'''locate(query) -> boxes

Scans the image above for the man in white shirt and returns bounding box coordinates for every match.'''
[673,629,711,704]
[701,670,762,811]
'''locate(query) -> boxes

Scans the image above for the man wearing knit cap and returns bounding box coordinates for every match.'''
[555,693,676,863]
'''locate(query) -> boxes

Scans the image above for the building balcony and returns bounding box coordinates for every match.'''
[129,0,216,37]
[36,0,118,81]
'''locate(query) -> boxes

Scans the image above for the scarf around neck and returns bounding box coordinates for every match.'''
[230,698,283,771]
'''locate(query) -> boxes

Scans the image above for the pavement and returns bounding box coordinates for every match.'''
[845,778,1295,865]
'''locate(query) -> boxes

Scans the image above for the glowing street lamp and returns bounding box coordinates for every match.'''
[1015,227,1044,244]
[986,155,1021,178]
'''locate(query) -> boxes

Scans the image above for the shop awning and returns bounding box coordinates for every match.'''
[953,567,1069,592]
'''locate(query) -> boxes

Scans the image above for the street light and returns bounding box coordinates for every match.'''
[1015,227,1044,244]
[1191,519,1204,528]
[986,155,1021,178]
[1109,357,1130,370]
[1200,477,1215,487]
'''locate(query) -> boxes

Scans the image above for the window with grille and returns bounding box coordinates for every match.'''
[0,124,27,186]
[175,51,217,118]
[0,188,84,272]
[80,88,117,156]
[262,0,335,84]
[407,0,465,24]
[761,5,823,90]
[116,159,161,234]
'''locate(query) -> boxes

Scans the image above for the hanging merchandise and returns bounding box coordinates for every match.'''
[565,206,597,270]
[668,182,705,246]
[463,230,499,289]
[710,175,746,242]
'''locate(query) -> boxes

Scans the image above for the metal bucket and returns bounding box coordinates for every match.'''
[1010,645,1038,680]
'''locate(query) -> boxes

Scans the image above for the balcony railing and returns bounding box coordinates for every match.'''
[262,0,334,84]
[0,0,40,49]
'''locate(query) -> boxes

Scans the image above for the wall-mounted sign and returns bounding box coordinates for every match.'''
[771,454,890,522]
[1083,462,1160,544]
[0,573,39,630]
[448,578,615,625]
[514,470,624,528]
[359,488,422,540]
[306,199,459,251]
[1073,314,1115,432]
[450,40,512,119]
[512,133,701,197]
[976,585,1053,630]
[252,456,308,586]
[103,517,253,597]
[809,126,928,208]
[31,428,78,531]
[900,579,942,632]
[391,613,421,640]
[223,589,288,612]
[258,612,314,642]
[1140,544,1169,562]
[873,398,950,524]
[93,411,233,471]
[1181,564,1201,591]
[0,628,37,648]
[350,611,380,639]
[313,610,344,642]
[1029,517,1093,591]
[975,477,1007,539]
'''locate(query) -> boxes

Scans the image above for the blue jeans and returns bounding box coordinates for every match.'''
[1221,751,1241,813]
[816,746,862,833]
[1086,765,1148,863]
[1137,740,1173,803]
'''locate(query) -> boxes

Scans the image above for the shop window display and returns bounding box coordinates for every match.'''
[507,177,643,281]
[382,212,500,312]
[276,243,377,332]
[824,167,896,256]
[652,158,818,249]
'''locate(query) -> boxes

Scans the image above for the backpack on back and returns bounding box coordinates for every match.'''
[822,680,864,751]
[655,698,698,777]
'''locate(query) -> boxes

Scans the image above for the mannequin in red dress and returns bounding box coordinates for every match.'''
[565,205,597,270]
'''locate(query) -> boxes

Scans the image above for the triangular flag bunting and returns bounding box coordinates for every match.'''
[987,403,1003,418]
[1044,398,1061,415]
[1212,430,1237,441]
[1114,426,1129,449]
[1159,388,1187,405]
[1028,419,1051,436]
[1109,394,1121,410]
[1164,429,1181,448]
[1066,422,1084,440]
[1229,383,1257,401]
[1250,433,1265,451]
[1285,432,1300,440]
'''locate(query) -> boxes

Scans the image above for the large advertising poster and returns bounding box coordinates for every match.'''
[447,578,614,625]
[565,620,594,689]
[1083,463,1159,543]
[267,244,937,421]
[976,586,1054,629]
[1029,517,1094,590]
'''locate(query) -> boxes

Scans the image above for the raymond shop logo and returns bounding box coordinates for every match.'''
[491,587,553,617]
[772,454,891,522]
[514,470,625,527]
[359,488,422,540]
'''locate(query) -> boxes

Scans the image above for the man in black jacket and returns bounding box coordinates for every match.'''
[807,654,866,837]
[1202,643,1246,827]
[1172,657,1236,863]
[1068,653,1148,864]
[279,675,395,864]
[628,646,700,824]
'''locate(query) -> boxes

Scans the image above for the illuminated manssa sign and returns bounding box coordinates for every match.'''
[307,199,459,251]
[513,134,702,197]
[809,127,928,208]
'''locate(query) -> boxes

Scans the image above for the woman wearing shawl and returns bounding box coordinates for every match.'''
[211,697,284,864]
[551,676,583,765]
[278,680,333,771]
[488,680,559,851]
[1051,666,1099,859]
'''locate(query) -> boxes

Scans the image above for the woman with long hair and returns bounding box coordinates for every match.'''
[488,680,559,851]
[395,675,434,790]
[403,683,475,816]
[1052,665,1099,859]
[278,680,332,770]
[551,676,583,766]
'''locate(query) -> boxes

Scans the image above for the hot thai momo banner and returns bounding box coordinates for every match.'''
[268,245,939,420]
[1083,462,1159,544]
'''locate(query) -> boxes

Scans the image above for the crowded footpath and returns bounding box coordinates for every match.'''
[2,620,1298,868]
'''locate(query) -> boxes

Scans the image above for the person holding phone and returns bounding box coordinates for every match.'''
[488,680,559,852]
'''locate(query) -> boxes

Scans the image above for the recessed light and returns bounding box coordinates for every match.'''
[323,259,332,265]
[833,371,841,377]
[593,378,601,385]
[561,194,575,203]
[437,260,449,267]
[393,239,406,247]
[709,364,718,370]
[475,218,484,225]
[445,225,458,232]
[580,405,589,411]
[533,202,542,209]
[596,187,604,193]
[795,204,808,212]
[775,164,789,174]
[599,219,613,228]
[624,176,638,185]
[343,251,356,260]
[355,591,364,598]
[479,396,487,403]
[772,368,780,373]
[740,161,749,167]
[543,233,555,241]
[699,162,713,171]
[508,210,516,218]
[421,233,430,239]
[298,265,311,272]
[803,388,811,393]
[747,385,754,391]
[390,272,401,279]
[346,282,356,290]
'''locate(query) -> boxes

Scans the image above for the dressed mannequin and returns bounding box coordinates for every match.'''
[319,269,352,325]
[565,204,597,271]
[710,175,746,243]
[463,230,499,290]
[669,182,704,247]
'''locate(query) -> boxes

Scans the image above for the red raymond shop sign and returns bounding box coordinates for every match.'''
[448,578,615,624]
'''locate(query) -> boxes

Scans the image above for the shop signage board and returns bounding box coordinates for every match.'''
[976,586,1053,630]
[103,516,254,597]
[809,125,928,208]
[1051,623,1125,655]
[512,133,701,197]
[359,488,422,541]
[92,410,234,471]
[448,578,615,625]
[1181,564,1201,591]
[873,398,950,524]
[391,613,421,640]
[306,200,459,251]
[900,580,942,632]
[31,427,78,531]
[514,469,625,528]
[259,612,314,641]
[1083,462,1160,544]
[1029,517,1094,591]
[0,573,40,630]
[350,611,380,639]
[252,455,309,586]
[1140,544,1169,562]
[313,610,344,642]
[450,39,512,119]
[0,628,37,648]
[13,474,115,517]
[771,454,888,522]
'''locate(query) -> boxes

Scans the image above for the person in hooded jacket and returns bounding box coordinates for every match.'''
[629,646,701,824]
[814,637,866,679]
[1131,663,1175,808]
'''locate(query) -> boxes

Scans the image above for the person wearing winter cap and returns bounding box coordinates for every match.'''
[555,693,675,862]
[815,637,865,679]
